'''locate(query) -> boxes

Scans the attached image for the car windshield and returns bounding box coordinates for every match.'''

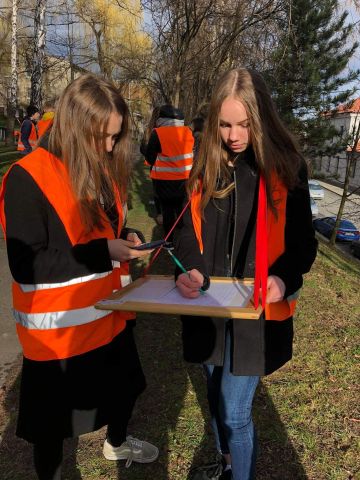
[310,184,322,190]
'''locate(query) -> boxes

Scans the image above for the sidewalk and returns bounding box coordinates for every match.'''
[317,180,360,203]
[0,237,21,389]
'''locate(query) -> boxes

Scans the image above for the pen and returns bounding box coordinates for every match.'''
[165,248,205,295]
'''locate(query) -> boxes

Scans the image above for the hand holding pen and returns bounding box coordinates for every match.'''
[162,245,205,297]
[175,268,205,298]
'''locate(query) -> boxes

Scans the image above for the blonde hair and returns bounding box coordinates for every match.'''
[188,68,305,211]
[48,73,131,232]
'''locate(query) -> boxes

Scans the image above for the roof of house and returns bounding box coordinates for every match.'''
[335,98,360,114]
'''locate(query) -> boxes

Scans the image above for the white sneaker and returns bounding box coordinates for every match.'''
[103,435,159,468]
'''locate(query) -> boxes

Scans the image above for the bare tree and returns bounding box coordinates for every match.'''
[30,0,47,107]
[5,0,18,146]
[143,0,284,118]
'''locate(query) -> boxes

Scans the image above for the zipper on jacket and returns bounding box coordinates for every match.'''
[230,170,238,275]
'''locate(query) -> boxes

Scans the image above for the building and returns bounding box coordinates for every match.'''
[314,98,360,190]
[0,55,84,118]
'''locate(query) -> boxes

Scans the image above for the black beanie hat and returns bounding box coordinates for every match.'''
[26,105,40,117]
[159,104,184,120]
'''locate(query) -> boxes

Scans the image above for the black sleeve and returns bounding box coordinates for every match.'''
[268,168,318,297]
[20,120,32,153]
[139,136,147,157]
[4,166,113,284]
[174,201,210,289]
[145,130,161,166]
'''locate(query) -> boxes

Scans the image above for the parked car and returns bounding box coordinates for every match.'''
[313,216,360,241]
[310,197,318,216]
[308,180,325,200]
[350,240,360,259]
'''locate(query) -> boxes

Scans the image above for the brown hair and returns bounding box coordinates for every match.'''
[188,68,305,211]
[48,73,131,232]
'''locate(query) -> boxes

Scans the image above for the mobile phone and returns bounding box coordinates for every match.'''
[132,239,167,251]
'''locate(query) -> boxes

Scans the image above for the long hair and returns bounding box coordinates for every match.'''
[188,68,305,211]
[48,73,131,232]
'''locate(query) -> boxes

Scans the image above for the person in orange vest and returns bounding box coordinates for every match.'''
[17,105,40,154]
[174,68,318,480]
[37,100,56,139]
[0,74,158,480]
[145,104,194,240]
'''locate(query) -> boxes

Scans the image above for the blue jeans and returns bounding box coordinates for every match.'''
[204,328,259,480]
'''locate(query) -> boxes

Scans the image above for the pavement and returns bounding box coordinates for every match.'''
[0,229,21,389]
[316,180,360,203]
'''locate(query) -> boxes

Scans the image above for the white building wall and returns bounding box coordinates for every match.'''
[315,109,360,189]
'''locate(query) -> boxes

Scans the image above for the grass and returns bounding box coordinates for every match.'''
[0,154,359,479]
[0,145,22,178]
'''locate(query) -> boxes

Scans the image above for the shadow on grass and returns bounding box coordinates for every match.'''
[184,372,308,480]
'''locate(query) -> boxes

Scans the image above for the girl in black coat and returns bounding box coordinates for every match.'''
[175,68,317,480]
[1,74,158,480]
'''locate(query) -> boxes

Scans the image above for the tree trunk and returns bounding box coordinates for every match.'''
[6,0,18,147]
[30,0,47,108]
[172,71,181,108]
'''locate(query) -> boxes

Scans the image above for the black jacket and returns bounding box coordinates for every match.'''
[175,150,317,375]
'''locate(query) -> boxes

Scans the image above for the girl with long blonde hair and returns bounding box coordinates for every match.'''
[175,68,317,480]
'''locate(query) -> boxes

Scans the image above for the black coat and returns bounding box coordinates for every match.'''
[175,151,317,375]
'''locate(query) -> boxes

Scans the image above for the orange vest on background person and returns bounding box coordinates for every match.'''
[37,117,53,139]
[0,147,134,362]
[150,126,194,180]
[190,176,299,321]
[17,120,38,151]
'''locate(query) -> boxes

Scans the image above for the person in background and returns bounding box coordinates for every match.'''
[37,100,56,140]
[0,74,158,480]
[145,104,194,240]
[17,105,40,154]
[140,106,163,225]
[174,68,318,480]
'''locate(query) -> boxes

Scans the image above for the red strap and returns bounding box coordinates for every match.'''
[254,176,268,309]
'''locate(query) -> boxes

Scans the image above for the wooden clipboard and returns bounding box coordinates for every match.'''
[95,275,262,319]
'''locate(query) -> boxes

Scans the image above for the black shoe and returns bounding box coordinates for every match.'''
[188,459,224,480]
[219,468,233,479]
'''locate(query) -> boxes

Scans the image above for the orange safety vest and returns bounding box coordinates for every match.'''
[37,118,53,139]
[0,148,134,361]
[150,126,194,180]
[190,176,298,321]
[17,120,38,151]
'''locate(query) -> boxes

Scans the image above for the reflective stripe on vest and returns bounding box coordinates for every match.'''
[190,176,298,321]
[150,126,194,180]
[17,121,38,151]
[0,148,134,361]
[14,305,111,330]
